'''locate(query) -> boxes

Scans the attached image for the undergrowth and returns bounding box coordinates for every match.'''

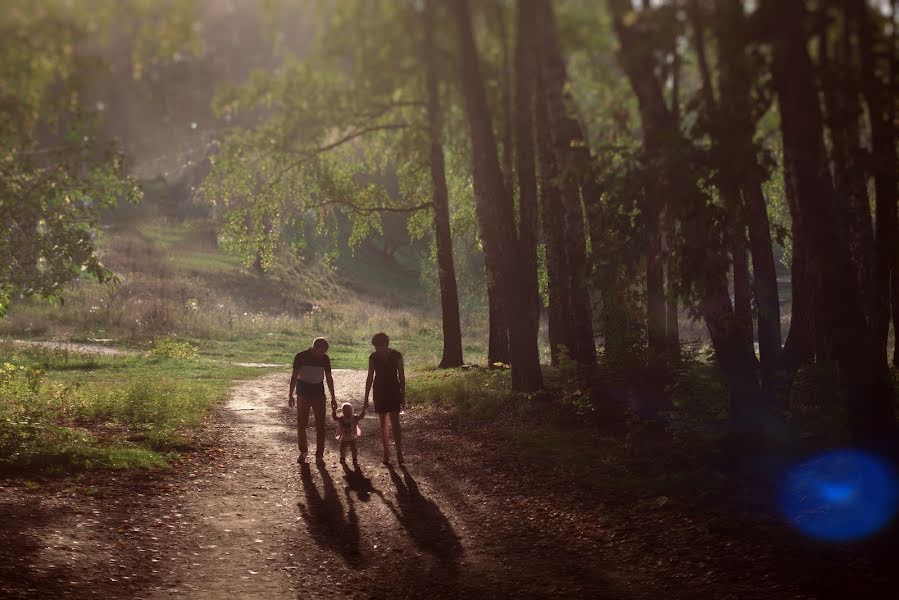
[0,343,236,473]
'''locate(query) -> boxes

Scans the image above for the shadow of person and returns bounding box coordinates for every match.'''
[341,462,381,502]
[297,462,366,566]
[383,464,463,574]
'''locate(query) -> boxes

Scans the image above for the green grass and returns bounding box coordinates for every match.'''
[0,342,261,473]
[407,366,728,501]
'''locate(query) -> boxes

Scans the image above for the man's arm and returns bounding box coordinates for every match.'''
[325,368,337,408]
[288,368,299,407]
[398,356,406,408]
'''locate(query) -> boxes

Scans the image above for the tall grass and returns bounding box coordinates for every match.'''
[0,345,228,472]
[0,218,486,367]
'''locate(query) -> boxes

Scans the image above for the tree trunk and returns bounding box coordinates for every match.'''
[610,0,764,434]
[714,0,782,395]
[855,0,898,359]
[732,235,755,360]
[663,204,680,357]
[767,0,897,455]
[423,0,464,369]
[534,0,597,367]
[452,0,543,391]
[781,151,816,371]
[818,3,877,333]
[514,0,541,343]
[535,56,570,367]
[690,0,755,364]
[487,277,511,366]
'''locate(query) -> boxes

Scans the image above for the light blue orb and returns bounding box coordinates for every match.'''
[779,450,899,542]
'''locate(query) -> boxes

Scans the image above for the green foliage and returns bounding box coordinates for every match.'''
[0,0,201,317]
[148,339,199,361]
[0,344,225,472]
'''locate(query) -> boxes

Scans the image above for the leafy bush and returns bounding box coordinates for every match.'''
[148,339,199,360]
[0,352,220,471]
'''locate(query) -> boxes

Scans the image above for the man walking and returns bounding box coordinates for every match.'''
[288,337,337,463]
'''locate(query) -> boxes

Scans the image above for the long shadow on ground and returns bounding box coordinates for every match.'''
[296,462,366,567]
[383,464,463,575]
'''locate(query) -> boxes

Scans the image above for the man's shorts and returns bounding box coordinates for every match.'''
[297,380,326,399]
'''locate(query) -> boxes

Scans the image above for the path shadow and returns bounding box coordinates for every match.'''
[383,464,463,574]
[341,462,381,502]
[0,499,77,597]
[296,462,366,566]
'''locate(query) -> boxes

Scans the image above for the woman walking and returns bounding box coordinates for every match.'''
[363,332,405,464]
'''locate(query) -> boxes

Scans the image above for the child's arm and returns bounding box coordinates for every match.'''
[331,406,339,420]
[356,407,366,420]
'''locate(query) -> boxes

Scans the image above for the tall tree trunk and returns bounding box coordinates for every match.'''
[610,0,764,436]
[487,278,510,366]
[781,151,816,371]
[732,236,755,360]
[535,56,570,367]
[714,0,782,395]
[495,0,516,202]
[855,0,898,359]
[535,0,597,367]
[767,0,897,455]
[818,3,877,333]
[689,0,755,363]
[647,219,667,362]
[423,0,464,369]
[514,0,541,342]
[665,29,681,359]
[452,0,543,391]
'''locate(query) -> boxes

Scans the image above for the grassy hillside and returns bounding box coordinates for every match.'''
[1,212,486,369]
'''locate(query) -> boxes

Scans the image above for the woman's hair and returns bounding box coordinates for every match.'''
[371,332,389,347]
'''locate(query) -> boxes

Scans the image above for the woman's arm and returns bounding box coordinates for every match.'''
[363,356,375,409]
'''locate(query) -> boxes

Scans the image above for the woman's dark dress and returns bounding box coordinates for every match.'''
[371,349,403,414]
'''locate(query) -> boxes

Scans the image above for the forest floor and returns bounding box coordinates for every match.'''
[2,369,897,599]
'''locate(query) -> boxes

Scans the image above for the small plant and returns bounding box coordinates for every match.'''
[148,339,199,361]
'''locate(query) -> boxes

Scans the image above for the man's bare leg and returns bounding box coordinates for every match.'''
[309,396,326,462]
[296,395,312,461]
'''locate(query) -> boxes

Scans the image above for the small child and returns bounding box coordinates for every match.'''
[332,402,365,464]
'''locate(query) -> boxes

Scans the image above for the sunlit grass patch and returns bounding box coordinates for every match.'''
[0,345,235,473]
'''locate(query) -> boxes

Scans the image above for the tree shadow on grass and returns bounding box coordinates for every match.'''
[383,464,462,575]
[296,462,366,566]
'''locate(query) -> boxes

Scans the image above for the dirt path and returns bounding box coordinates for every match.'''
[137,370,620,599]
[7,368,876,598]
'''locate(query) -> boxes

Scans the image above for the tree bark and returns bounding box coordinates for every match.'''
[423,0,464,369]
[535,55,570,367]
[767,0,897,455]
[487,277,511,366]
[610,0,764,434]
[535,0,597,367]
[452,0,543,390]
[855,0,898,359]
[714,0,782,395]
[689,0,756,364]
[514,0,541,342]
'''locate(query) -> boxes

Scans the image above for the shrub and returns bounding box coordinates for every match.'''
[148,339,199,361]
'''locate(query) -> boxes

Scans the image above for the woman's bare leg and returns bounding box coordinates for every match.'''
[390,411,403,464]
[379,413,391,462]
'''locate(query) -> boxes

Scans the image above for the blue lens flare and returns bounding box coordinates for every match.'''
[779,450,899,542]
